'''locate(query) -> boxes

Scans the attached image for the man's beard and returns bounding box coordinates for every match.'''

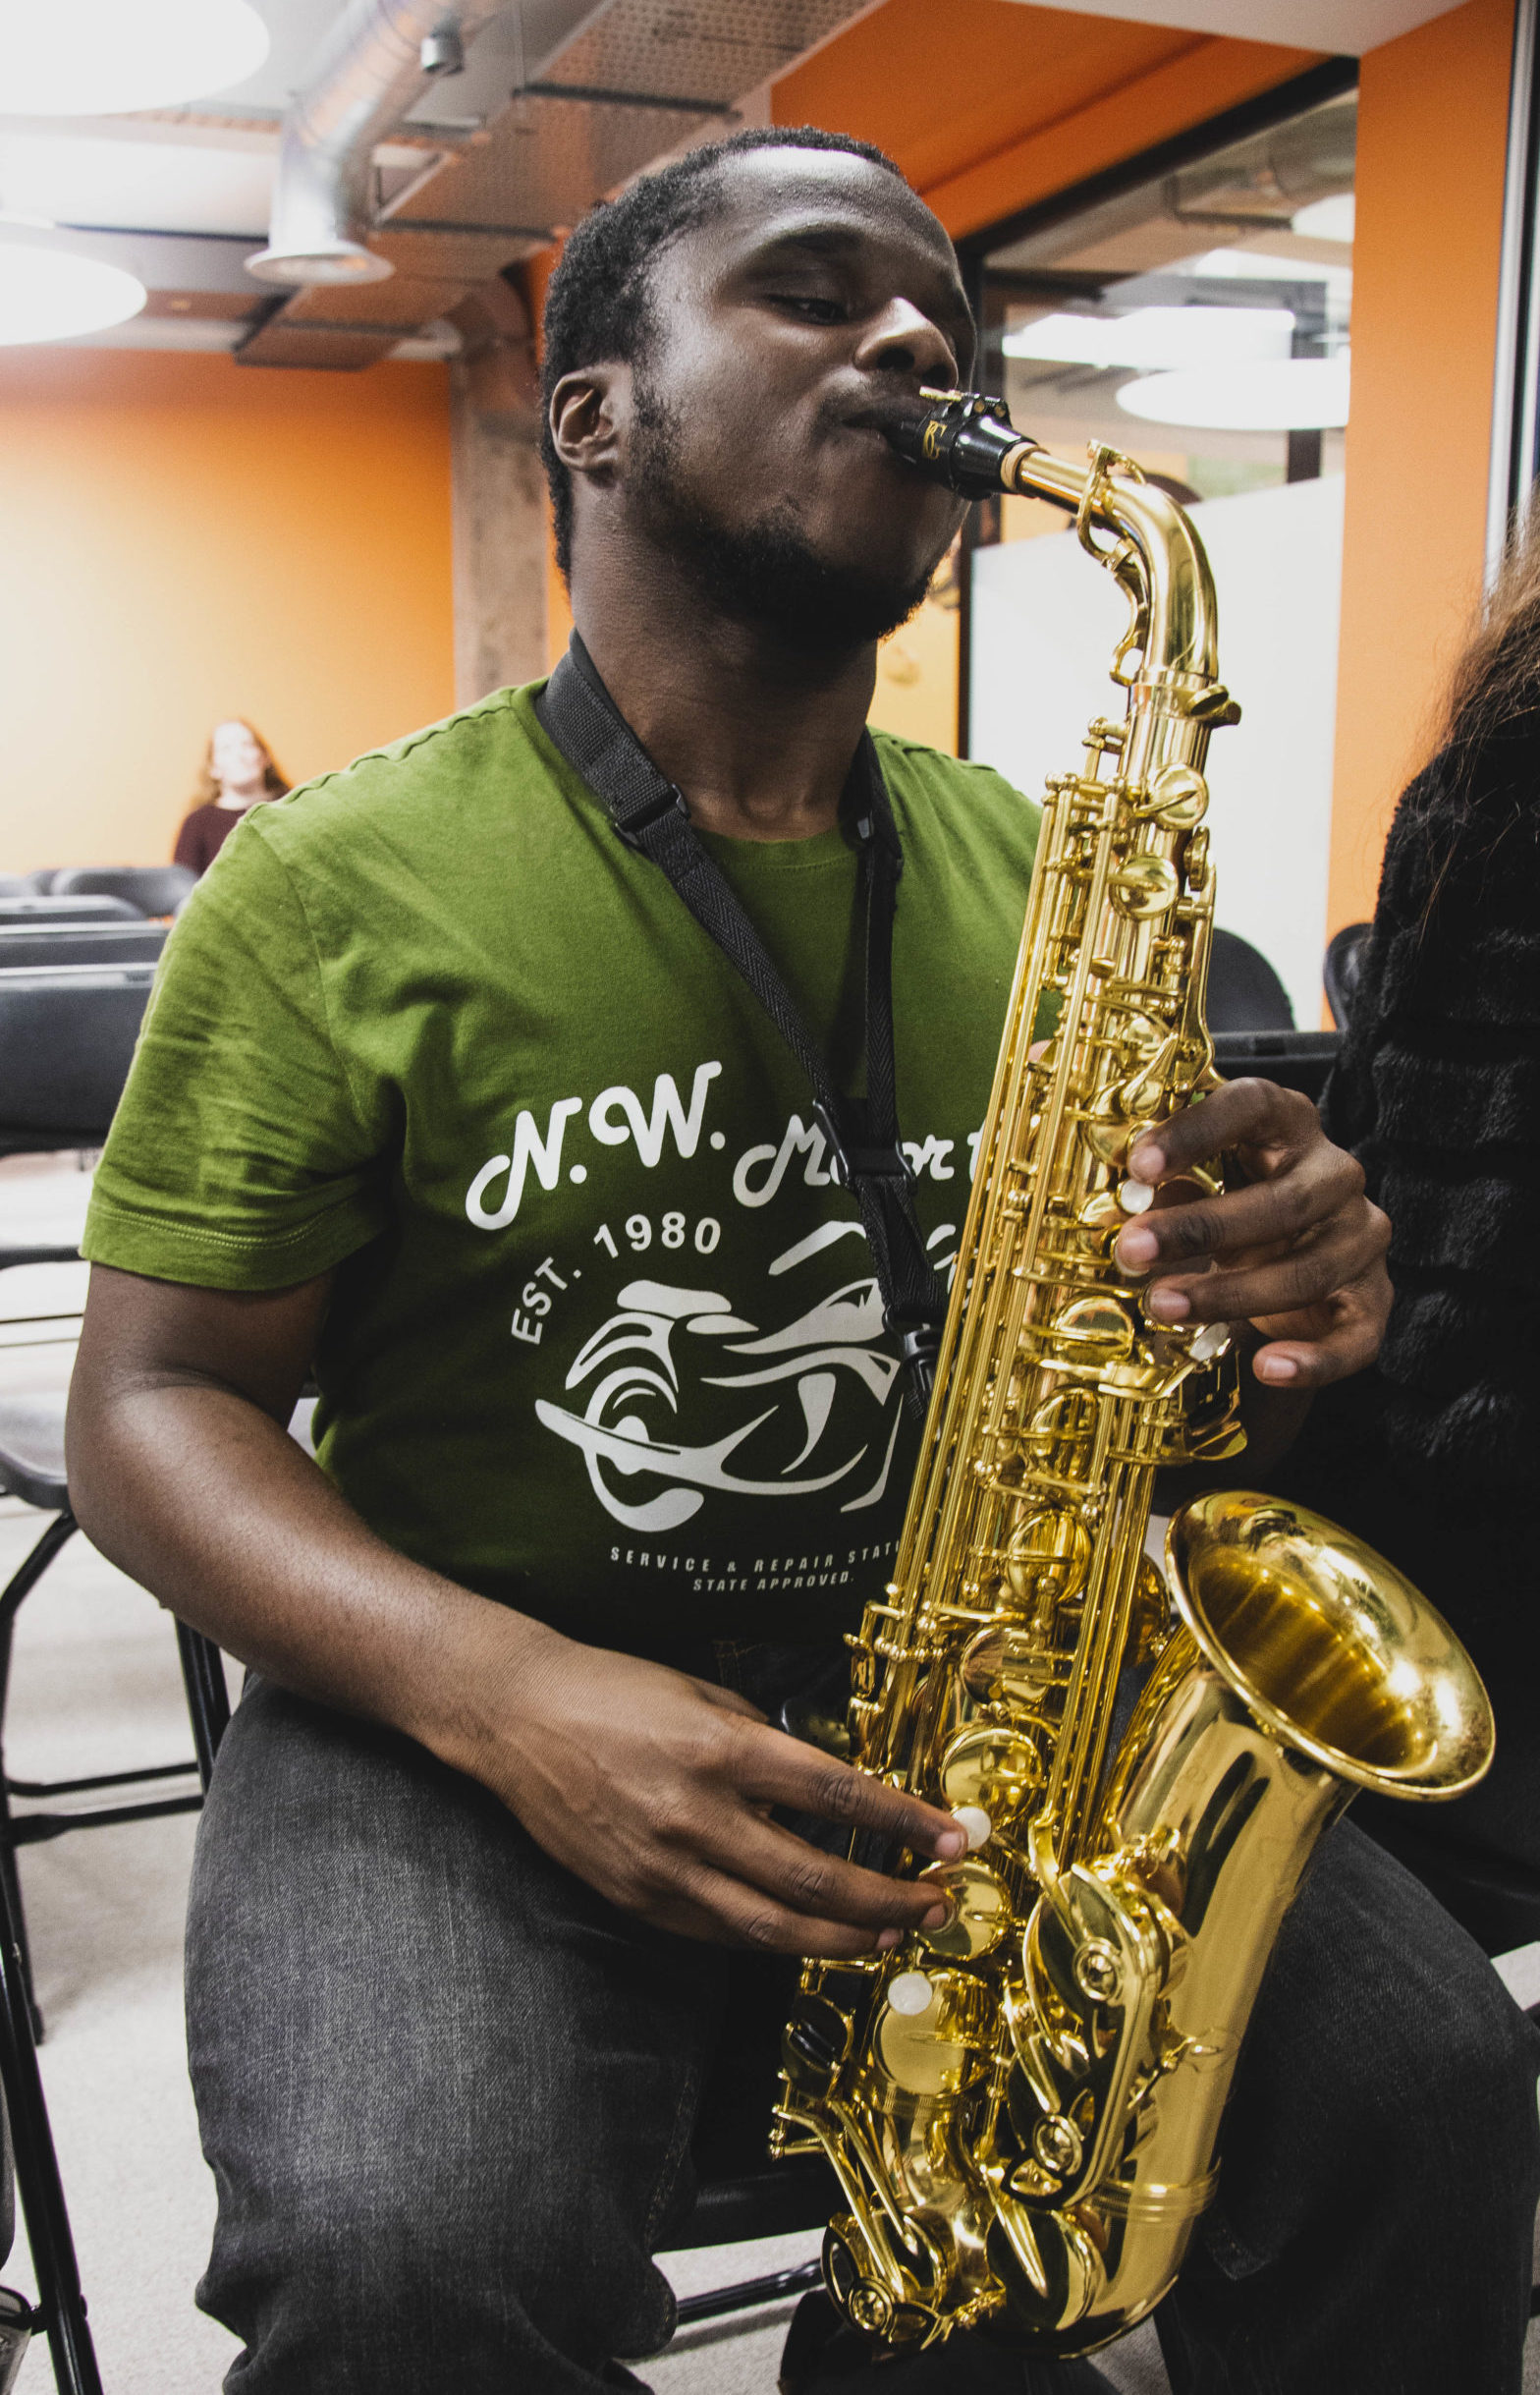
[629,376,934,655]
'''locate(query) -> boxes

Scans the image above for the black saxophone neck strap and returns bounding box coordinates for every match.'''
[536,632,946,1408]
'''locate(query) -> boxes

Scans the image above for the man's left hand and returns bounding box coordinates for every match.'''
[1112,1077,1391,1390]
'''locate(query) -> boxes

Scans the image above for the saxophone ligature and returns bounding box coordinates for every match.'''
[771,391,1494,2358]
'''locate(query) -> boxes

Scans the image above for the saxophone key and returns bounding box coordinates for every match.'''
[915,1859,1011,1962]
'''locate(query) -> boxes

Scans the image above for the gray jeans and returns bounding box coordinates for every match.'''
[186,1669,1540,2394]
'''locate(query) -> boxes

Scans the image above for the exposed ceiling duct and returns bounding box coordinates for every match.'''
[247,0,504,288]
[236,0,883,368]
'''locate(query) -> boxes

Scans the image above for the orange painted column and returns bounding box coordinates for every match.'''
[1328,0,1515,938]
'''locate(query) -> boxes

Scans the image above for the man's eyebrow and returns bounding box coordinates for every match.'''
[745,224,866,263]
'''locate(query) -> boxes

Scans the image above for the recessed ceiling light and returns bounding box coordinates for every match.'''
[0,0,269,116]
[0,220,144,344]
[1116,356,1350,432]
[1004,305,1293,373]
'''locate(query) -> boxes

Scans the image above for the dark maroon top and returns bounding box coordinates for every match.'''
[174,802,265,875]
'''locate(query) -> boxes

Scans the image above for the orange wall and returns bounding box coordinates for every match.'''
[1328,0,1514,936]
[0,349,455,872]
[772,0,1321,238]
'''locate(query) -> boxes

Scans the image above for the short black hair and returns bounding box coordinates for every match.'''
[538,125,908,576]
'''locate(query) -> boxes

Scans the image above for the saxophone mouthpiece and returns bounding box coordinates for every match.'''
[883,388,1040,500]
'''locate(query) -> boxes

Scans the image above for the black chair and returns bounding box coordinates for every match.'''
[0,967,155,1159]
[20,874,61,896]
[0,880,25,901]
[1207,928,1294,1033]
[0,1836,102,2392]
[48,868,194,921]
[1324,921,1371,1030]
[0,1312,209,2039]
[1213,1028,1341,1106]
[0,901,137,932]
[0,925,167,975]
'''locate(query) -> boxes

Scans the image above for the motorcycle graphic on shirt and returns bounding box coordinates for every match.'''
[534,1220,955,1535]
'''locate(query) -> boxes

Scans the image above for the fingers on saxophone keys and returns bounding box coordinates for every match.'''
[1115,1171,1326,1278]
[1146,1239,1357,1329]
[1116,1198,1227,1276]
[749,1735,965,1863]
[748,1834,953,1940]
[1132,1077,1315,1179]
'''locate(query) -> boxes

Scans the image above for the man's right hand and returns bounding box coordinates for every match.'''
[69,1265,963,1963]
[474,1627,965,1958]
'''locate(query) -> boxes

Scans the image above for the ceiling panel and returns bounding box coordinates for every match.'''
[397,0,874,232]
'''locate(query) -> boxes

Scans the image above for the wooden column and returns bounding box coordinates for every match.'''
[449,278,548,706]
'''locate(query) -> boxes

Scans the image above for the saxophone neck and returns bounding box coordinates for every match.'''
[887,390,1227,700]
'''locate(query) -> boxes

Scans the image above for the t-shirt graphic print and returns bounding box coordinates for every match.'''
[83,683,1039,1653]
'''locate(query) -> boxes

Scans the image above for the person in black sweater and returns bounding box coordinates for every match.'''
[1275,515,1540,1951]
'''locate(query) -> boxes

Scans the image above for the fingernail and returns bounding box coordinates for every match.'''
[921,1903,949,1930]
[876,1927,902,1952]
[1148,1286,1189,1322]
[934,1828,965,1859]
[1257,1354,1298,1382]
[1129,1141,1165,1179]
[1117,1227,1157,1270]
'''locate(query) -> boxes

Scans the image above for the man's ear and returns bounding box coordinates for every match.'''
[548,363,630,482]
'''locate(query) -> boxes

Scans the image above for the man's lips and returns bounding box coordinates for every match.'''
[842,397,932,446]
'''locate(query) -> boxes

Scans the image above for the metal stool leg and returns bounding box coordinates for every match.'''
[174,1624,230,1793]
[0,1843,101,2394]
[0,1518,78,2047]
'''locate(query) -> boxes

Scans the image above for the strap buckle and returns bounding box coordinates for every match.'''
[812,1101,911,1192]
[613,787,688,853]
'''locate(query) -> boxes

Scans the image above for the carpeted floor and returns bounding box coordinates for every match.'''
[0,1153,1534,2394]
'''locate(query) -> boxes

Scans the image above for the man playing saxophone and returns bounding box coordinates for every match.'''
[65,130,1538,2395]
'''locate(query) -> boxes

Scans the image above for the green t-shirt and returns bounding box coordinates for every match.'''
[83,684,1039,1651]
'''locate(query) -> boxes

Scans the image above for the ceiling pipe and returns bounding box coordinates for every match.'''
[248,0,476,287]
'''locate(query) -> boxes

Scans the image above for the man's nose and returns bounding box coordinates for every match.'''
[854,299,958,384]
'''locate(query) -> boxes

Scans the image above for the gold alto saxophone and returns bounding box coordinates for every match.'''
[772,393,1495,2358]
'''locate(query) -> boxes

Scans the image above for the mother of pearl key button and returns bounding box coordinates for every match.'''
[953,1807,992,1852]
[1119,1179,1156,1214]
[887,1972,935,2017]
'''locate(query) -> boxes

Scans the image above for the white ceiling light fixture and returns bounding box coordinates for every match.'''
[1004,304,1293,372]
[0,215,145,344]
[0,0,270,117]
[1116,355,1350,431]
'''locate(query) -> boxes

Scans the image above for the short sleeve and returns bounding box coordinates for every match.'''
[82,815,390,1290]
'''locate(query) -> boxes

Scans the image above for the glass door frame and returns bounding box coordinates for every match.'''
[953,56,1360,757]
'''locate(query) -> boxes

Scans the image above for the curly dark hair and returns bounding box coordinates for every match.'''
[538,125,906,576]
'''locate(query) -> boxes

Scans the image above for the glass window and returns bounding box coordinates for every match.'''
[965,87,1356,1026]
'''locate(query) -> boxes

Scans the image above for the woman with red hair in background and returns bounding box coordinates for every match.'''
[175,719,290,876]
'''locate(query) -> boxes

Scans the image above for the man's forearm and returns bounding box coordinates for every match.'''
[67,1377,551,1778]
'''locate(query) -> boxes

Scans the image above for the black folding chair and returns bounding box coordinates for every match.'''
[0,928,166,975]
[1324,921,1372,1030]
[1208,927,1295,1034]
[0,1337,210,2038]
[0,1844,102,2393]
[1213,1028,1341,1106]
[0,904,137,934]
[48,870,193,922]
[0,968,155,1161]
